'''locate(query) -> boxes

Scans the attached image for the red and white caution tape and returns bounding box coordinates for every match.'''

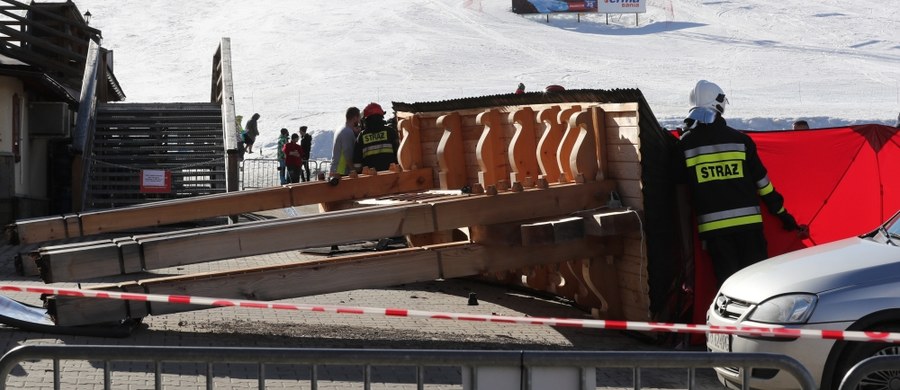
[1,283,897,344]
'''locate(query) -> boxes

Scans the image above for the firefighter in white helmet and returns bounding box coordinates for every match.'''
[677,80,806,286]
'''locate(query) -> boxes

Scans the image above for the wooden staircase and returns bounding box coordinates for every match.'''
[85,102,226,210]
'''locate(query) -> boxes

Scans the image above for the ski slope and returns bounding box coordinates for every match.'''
[78,0,899,157]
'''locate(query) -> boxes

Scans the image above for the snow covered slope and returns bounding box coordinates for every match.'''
[78,0,899,157]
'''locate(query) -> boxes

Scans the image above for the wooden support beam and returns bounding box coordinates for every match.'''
[12,168,434,245]
[475,109,507,187]
[436,112,466,190]
[556,106,583,182]
[397,116,423,170]
[49,236,619,326]
[536,106,564,183]
[37,181,614,282]
[430,180,613,231]
[507,107,540,184]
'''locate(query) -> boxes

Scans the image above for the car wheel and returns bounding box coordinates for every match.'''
[834,327,900,389]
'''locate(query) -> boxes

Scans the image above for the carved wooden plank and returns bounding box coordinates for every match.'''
[397,116,423,170]
[536,106,563,183]
[568,111,598,183]
[591,106,609,180]
[475,109,507,187]
[556,106,583,182]
[507,107,540,184]
[436,112,467,190]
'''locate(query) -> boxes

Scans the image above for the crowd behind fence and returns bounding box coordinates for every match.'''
[240,158,331,190]
[0,345,820,390]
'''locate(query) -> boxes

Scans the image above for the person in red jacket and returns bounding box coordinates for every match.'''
[282,133,303,184]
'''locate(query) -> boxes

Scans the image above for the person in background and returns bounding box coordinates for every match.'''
[676,80,806,286]
[792,120,810,130]
[354,103,399,171]
[276,128,290,185]
[283,133,303,184]
[299,126,312,182]
[330,107,361,179]
[244,113,261,154]
[515,83,525,94]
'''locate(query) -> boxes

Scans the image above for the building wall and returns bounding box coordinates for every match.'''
[0,76,50,223]
[0,76,23,224]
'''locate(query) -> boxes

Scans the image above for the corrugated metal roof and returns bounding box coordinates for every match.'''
[393,87,664,132]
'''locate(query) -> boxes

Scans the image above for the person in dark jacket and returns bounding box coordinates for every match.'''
[676,80,806,286]
[282,133,303,183]
[299,126,312,181]
[244,113,260,154]
[354,103,398,171]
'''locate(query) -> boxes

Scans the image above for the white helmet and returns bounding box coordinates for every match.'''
[689,80,728,115]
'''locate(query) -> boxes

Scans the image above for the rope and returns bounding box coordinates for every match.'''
[89,157,224,172]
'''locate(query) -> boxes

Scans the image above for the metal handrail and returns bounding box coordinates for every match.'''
[838,355,900,390]
[0,345,819,390]
[75,39,101,211]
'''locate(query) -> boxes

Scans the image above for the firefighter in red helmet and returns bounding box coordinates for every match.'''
[354,102,399,171]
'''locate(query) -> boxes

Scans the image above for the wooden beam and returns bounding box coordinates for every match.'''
[12,168,434,244]
[37,180,614,282]
[49,236,621,326]
[430,180,614,231]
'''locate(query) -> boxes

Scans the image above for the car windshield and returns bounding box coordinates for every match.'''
[880,212,900,244]
[888,214,900,234]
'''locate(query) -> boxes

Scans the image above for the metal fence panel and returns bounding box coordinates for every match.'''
[0,345,818,390]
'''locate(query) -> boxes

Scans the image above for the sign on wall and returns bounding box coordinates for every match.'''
[598,0,646,13]
[512,0,598,14]
[140,169,171,193]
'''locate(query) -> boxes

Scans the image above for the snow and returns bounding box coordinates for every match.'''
[76,0,899,158]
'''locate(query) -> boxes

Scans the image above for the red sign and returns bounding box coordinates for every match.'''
[140,170,171,193]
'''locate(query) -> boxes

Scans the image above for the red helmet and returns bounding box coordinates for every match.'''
[363,102,385,118]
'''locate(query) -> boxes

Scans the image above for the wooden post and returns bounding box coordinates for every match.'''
[397,116,423,171]
[556,105,583,182]
[507,107,540,184]
[475,109,507,187]
[536,106,563,183]
[436,112,466,190]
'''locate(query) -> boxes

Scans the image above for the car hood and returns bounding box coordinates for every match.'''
[720,237,900,303]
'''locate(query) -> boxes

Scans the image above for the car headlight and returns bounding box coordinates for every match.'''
[747,294,817,324]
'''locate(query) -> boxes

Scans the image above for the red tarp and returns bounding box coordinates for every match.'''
[691,124,900,326]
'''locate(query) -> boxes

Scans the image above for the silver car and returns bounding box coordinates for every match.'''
[707,211,900,389]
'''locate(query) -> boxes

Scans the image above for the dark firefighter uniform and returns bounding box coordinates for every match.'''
[677,115,799,285]
[354,119,399,172]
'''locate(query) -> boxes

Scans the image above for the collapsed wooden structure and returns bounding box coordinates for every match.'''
[9,89,670,328]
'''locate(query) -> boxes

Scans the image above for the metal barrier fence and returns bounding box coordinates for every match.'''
[838,355,900,390]
[240,158,331,190]
[0,345,818,390]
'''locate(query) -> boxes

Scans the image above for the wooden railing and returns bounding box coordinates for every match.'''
[210,38,239,194]
[0,0,99,81]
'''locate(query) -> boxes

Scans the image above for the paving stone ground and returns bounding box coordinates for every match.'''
[0,207,725,389]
